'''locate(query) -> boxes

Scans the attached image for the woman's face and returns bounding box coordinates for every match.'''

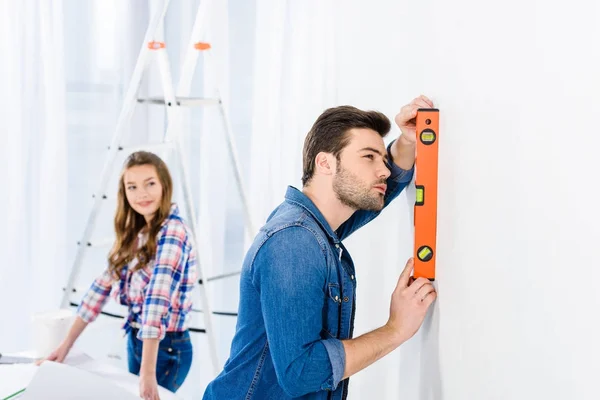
[123,164,163,222]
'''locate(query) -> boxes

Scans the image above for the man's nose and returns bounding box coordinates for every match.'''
[380,162,391,179]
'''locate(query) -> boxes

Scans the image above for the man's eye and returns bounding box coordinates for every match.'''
[364,154,374,160]
[127,186,136,190]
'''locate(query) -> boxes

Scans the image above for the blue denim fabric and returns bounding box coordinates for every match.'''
[203,141,414,400]
[127,329,193,393]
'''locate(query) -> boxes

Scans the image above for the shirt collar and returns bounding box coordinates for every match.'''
[284,186,341,244]
[157,202,180,228]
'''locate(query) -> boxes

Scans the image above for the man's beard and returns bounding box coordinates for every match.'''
[333,164,385,211]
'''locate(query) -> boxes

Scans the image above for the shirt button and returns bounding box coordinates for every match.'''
[343,296,349,302]
[350,275,354,280]
[334,296,339,302]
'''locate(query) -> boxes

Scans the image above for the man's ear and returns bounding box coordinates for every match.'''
[315,152,335,176]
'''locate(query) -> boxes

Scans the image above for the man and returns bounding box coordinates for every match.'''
[203,96,438,399]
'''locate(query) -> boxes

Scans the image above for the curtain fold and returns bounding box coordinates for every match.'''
[248,0,338,227]
[0,0,67,352]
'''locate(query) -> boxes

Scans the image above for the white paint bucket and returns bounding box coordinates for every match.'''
[31,309,75,358]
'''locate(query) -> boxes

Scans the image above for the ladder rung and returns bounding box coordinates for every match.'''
[117,141,173,153]
[198,270,241,284]
[77,237,114,248]
[67,299,233,321]
[68,302,207,333]
[62,286,86,293]
[92,194,116,202]
[65,286,238,318]
[191,308,237,317]
[137,96,220,107]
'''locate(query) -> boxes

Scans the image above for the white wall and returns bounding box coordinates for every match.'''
[336,0,600,399]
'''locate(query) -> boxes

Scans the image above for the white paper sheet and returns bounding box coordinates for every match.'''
[63,350,180,399]
[0,349,182,400]
[20,362,140,400]
[0,364,37,399]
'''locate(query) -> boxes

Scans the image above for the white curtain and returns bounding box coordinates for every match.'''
[248,0,337,225]
[0,0,67,352]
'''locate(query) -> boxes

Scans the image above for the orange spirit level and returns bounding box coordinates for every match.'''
[414,108,439,281]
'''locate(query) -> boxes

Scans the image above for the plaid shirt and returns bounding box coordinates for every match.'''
[77,204,198,340]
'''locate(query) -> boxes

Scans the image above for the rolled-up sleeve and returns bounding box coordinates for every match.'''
[386,139,414,183]
[77,269,113,323]
[138,222,185,340]
[251,226,345,397]
[321,338,346,391]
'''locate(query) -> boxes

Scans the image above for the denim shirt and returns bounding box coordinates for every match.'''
[203,142,414,400]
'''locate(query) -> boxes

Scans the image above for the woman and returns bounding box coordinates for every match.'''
[40,151,198,399]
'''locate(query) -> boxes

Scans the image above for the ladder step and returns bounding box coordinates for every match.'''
[77,237,114,248]
[137,96,220,107]
[92,193,116,201]
[67,300,235,320]
[191,308,238,317]
[68,302,208,333]
[198,270,241,284]
[116,141,174,153]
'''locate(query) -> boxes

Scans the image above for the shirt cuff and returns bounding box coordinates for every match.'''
[137,324,166,340]
[320,338,346,391]
[386,139,415,183]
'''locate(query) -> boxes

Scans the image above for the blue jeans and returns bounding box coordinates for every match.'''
[127,328,193,393]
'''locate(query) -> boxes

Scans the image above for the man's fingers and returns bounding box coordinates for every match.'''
[414,281,435,300]
[410,95,434,110]
[398,95,434,129]
[421,289,437,307]
[420,95,434,107]
[398,105,418,125]
[409,277,431,293]
[415,99,431,110]
[397,258,414,288]
[414,95,434,107]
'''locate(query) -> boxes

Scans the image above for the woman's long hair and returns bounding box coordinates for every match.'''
[107,151,174,279]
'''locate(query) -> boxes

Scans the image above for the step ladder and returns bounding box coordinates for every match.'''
[60,0,255,375]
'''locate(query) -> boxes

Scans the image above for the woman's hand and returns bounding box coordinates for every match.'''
[35,341,71,365]
[139,373,161,400]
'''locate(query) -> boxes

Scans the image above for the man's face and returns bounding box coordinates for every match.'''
[332,128,391,211]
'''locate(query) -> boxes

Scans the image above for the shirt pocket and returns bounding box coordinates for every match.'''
[323,283,342,338]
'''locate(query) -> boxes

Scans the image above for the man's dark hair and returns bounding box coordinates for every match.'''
[301,105,391,186]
